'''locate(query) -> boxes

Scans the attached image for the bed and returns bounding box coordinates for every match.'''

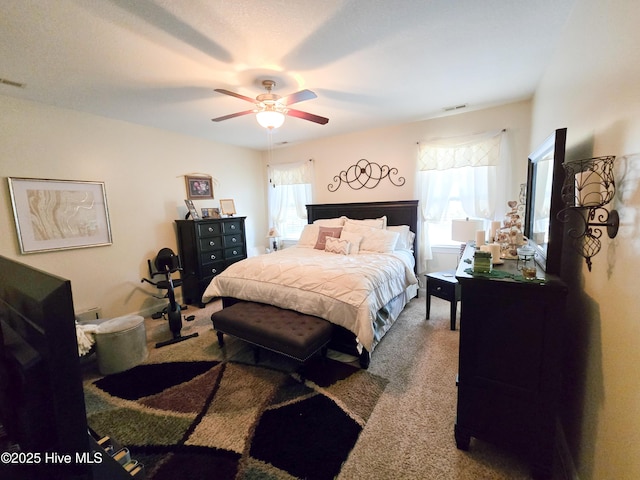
[202,200,419,367]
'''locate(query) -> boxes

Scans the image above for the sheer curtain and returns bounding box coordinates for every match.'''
[416,130,509,271]
[267,160,313,241]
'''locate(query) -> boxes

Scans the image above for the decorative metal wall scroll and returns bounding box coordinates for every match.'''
[327,159,405,191]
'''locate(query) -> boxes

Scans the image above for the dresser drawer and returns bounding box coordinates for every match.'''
[197,222,222,237]
[223,233,243,248]
[222,220,243,234]
[225,246,244,260]
[201,250,223,265]
[199,236,222,251]
[202,260,225,277]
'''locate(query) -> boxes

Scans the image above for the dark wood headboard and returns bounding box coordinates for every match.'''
[306,200,419,269]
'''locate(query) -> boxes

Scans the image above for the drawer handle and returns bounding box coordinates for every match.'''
[208,227,214,232]
[210,254,216,260]
[209,241,216,246]
[436,286,442,291]
[211,268,217,274]
[230,225,236,230]
[232,237,237,242]
[232,250,238,255]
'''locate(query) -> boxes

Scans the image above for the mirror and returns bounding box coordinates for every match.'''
[524,128,567,274]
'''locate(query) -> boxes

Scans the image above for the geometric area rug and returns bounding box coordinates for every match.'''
[84,357,388,480]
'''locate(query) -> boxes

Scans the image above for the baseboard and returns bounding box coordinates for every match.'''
[556,419,581,480]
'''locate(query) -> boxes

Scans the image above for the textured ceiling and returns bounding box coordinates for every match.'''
[1,0,576,150]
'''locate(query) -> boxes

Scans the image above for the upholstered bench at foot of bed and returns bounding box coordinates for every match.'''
[211,301,333,376]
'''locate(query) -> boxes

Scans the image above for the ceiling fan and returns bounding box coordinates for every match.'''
[211,80,329,129]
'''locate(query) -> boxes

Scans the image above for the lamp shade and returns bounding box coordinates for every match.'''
[267,227,280,238]
[256,110,285,129]
[451,218,484,243]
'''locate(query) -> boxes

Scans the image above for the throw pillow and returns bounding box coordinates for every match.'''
[314,226,343,250]
[340,231,364,255]
[325,237,350,255]
[297,224,320,248]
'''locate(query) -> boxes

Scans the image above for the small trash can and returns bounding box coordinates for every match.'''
[95,315,148,375]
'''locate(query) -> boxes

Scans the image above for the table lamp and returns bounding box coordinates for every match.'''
[451,218,485,245]
[267,227,280,252]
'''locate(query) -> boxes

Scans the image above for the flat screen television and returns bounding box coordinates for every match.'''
[524,128,567,274]
[0,256,91,480]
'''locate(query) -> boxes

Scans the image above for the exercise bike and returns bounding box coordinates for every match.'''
[141,248,198,348]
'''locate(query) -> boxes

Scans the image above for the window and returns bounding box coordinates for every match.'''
[269,183,312,241]
[427,180,470,246]
[416,130,508,271]
[268,161,313,243]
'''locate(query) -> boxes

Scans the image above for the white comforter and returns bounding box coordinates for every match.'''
[202,247,418,351]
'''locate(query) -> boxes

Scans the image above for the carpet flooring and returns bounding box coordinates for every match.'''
[82,290,565,480]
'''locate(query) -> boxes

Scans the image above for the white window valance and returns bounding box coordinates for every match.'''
[419,130,503,171]
[268,160,313,186]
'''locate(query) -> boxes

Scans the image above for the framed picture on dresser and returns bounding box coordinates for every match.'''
[220,199,236,216]
[184,199,200,220]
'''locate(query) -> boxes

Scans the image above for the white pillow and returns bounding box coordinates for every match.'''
[360,228,399,253]
[343,222,399,253]
[340,231,363,255]
[297,224,320,248]
[342,222,378,236]
[313,216,346,227]
[325,236,350,255]
[387,225,413,250]
[344,216,386,229]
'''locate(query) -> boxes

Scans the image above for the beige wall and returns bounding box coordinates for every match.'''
[0,95,266,318]
[267,100,532,213]
[531,0,640,479]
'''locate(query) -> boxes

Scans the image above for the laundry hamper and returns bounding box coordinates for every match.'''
[94,315,148,375]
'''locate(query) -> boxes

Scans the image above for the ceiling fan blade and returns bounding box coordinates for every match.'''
[286,108,329,125]
[214,89,259,104]
[211,110,255,122]
[280,89,317,106]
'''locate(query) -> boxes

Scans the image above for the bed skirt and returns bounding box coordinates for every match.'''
[328,283,418,366]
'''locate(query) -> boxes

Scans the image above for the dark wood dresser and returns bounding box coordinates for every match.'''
[454,244,567,479]
[175,217,247,306]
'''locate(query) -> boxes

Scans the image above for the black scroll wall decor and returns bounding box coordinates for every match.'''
[328,158,405,191]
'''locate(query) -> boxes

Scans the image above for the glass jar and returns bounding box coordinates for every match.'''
[517,246,537,280]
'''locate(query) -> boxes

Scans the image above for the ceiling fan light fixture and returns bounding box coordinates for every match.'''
[212,79,328,128]
[256,108,285,129]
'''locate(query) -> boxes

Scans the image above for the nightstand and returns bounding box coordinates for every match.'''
[425,271,461,330]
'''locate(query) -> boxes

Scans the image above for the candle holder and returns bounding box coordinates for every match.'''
[473,251,493,274]
[558,156,619,271]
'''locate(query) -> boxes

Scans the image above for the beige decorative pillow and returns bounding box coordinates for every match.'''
[313,216,347,227]
[344,216,387,229]
[340,231,363,255]
[360,228,400,253]
[314,227,343,250]
[343,222,399,253]
[297,224,320,248]
[325,236,350,255]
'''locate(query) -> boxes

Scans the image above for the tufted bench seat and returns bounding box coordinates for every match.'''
[211,301,333,366]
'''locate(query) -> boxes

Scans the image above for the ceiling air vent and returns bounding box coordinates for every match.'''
[0,78,26,88]
[443,104,467,112]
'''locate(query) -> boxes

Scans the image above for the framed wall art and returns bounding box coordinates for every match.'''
[185,175,214,200]
[8,177,113,254]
